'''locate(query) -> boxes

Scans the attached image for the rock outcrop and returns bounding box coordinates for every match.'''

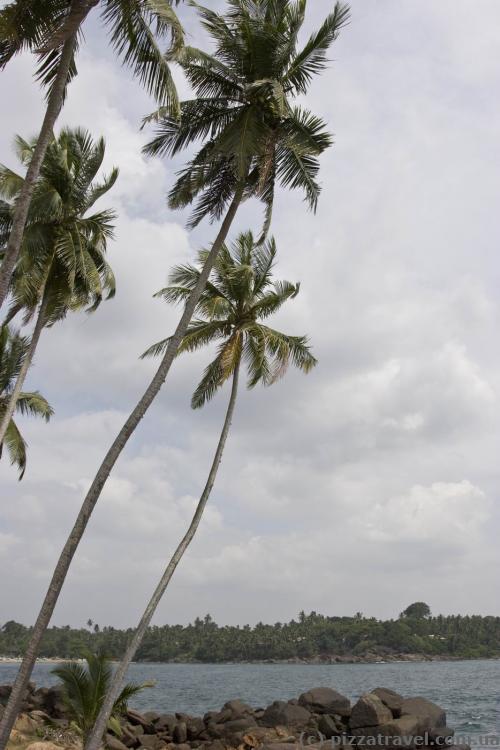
[0,681,458,750]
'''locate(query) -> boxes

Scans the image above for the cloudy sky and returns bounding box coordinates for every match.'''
[1,0,500,629]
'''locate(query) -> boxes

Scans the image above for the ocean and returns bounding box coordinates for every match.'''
[1,659,498,743]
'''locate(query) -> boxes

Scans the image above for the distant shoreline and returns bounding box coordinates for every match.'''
[1,653,499,665]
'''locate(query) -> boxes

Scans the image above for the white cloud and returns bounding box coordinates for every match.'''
[1,0,500,627]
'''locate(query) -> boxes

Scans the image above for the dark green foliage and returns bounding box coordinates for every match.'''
[143,230,317,407]
[0,325,53,478]
[51,652,151,741]
[1,128,117,325]
[2,611,499,663]
[400,602,432,619]
[0,0,183,108]
[144,0,349,233]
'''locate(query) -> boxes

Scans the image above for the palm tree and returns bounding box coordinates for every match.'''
[0,325,53,479]
[51,652,151,743]
[0,0,184,309]
[85,230,317,750]
[0,3,348,745]
[0,127,117,449]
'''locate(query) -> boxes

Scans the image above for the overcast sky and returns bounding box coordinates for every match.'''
[1,0,500,629]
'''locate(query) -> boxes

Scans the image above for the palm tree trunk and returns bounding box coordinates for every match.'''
[0,0,97,310]
[85,361,241,750]
[0,186,244,750]
[0,292,48,445]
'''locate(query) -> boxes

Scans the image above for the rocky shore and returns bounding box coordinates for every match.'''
[1,682,466,750]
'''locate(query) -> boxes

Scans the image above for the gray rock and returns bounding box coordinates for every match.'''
[206,722,225,739]
[155,714,177,734]
[318,714,341,739]
[137,735,165,750]
[105,734,129,750]
[400,697,446,728]
[186,718,205,740]
[428,726,455,745]
[299,688,351,717]
[127,709,156,733]
[222,716,258,734]
[173,721,188,744]
[350,694,393,729]
[352,715,432,748]
[372,688,403,718]
[222,699,254,716]
[261,700,311,728]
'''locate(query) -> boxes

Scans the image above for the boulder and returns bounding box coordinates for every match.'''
[352,715,431,748]
[25,744,61,750]
[143,712,161,724]
[318,714,340,740]
[106,734,130,750]
[317,714,341,739]
[186,718,205,740]
[261,701,311,728]
[222,716,258,734]
[299,688,350,717]
[209,708,232,724]
[0,685,12,702]
[372,688,403,718]
[127,709,156,733]
[138,735,166,750]
[155,714,177,734]
[222,699,254,716]
[350,694,392,729]
[400,697,446,728]
[428,726,455,745]
[173,721,188,743]
[14,713,39,735]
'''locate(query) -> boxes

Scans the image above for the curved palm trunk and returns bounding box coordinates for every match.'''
[0,0,99,310]
[0,293,48,445]
[84,361,241,750]
[0,186,244,750]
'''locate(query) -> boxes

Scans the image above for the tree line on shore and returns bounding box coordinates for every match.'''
[2,607,499,662]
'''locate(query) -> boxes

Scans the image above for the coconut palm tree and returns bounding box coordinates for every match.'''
[0,325,53,479]
[85,230,317,750]
[0,3,348,745]
[0,0,184,309]
[0,127,117,449]
[51,652,151,743]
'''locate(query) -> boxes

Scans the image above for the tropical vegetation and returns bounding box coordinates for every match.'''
[0,0,183,308]
[84,230,317,750]
[0,325,53,478]
[0,3,348,746]
[0,127,118,448]
[51,652,150,742]
[2,607,499,663]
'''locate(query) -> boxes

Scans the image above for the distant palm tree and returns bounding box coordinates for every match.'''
[0,127,117,448]
[0,3,348,745]
[0,0,184,309]
[52,652,151,743]
[85,230,317,750]
[0,325,53,479]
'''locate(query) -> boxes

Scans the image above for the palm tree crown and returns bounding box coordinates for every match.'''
[51,652,151,743]
[0,0,184,110]
[0,325,53,479]
[144,0,350,234]
[143,230,317,407]
[1,127,117,324]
